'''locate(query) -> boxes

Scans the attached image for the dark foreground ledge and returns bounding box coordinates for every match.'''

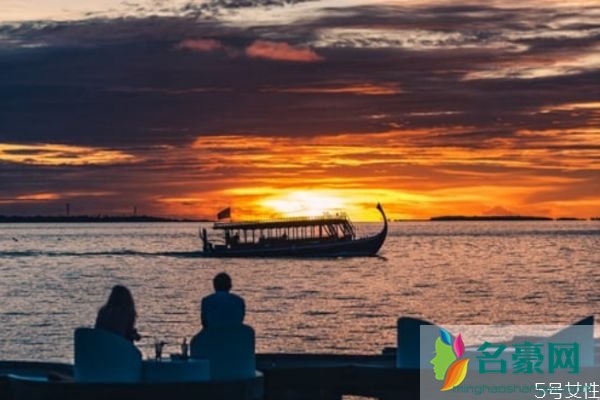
[0,361,262,400]
[257,353,418,400]
[1,355,418,400]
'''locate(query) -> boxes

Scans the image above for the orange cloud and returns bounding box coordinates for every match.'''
[4,130,596,220]
[0,143,138,166]
[0,192,61,204]
[16,193,60,201]
[263,83,401,95]
[175,39,222,52]
[190,128,600,172]
[245,40,323,62]
[154,128,598,220]
[540,102,600,112]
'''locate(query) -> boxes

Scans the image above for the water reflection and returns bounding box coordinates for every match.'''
[0,221,598,361]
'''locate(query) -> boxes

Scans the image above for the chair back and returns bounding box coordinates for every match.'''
[396,316,436,368]
[548,316,594,367]
[398,315,596,370]
[74,327,142,382]
[190,324,256,381]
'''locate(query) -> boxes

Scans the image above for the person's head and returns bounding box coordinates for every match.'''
[106,285,136,313]
[213,272,232,292]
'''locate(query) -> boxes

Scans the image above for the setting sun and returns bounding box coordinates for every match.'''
[260,191,347,217]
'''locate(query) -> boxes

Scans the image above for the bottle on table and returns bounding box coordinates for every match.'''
[181,337,188,360]
[154,340,165,361]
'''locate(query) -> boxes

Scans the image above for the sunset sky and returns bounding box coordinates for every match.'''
[1,0,599,220]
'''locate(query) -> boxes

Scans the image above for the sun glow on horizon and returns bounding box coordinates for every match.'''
[260,190,348,217]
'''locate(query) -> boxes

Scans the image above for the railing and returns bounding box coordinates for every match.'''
[214,212,350,227]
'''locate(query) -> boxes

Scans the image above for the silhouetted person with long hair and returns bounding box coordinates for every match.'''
[95,285,141,342]
[201,272,245,328]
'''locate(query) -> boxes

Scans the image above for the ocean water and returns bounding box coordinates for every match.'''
[0,221,598,362]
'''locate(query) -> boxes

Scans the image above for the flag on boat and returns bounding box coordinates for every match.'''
[217,207,231,220]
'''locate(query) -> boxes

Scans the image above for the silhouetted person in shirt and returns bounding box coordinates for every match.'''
[201,273,245,328]
[95,285,141,342]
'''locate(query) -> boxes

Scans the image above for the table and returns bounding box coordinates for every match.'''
[142,359,210,382]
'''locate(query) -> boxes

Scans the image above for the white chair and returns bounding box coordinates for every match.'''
[190,324,257,381]
[74,327,142,383]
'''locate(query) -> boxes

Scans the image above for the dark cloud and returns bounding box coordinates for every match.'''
[0,4,599,146]
[181,0,317,17]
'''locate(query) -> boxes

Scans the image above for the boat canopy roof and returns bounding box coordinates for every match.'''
[213,215,351,230]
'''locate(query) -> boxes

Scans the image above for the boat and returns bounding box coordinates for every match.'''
[200,203,388,257]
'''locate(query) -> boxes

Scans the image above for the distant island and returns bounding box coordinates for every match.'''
[430,215,553,221]
[1,214,596,223]
[0,215,210,223]
[430,215,597,221]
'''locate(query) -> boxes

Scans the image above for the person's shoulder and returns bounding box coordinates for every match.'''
[96,305,110,318]
[230,292,245,304]
[95,305,109,327]
[201,293,217,303]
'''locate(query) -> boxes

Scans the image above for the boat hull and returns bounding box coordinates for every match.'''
[203,233,386,258]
